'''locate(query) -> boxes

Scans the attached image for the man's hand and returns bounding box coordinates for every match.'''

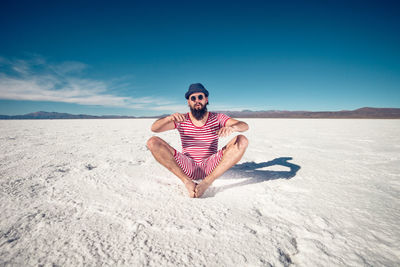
[151,112,185,132]
[168,113,185,123]
[216,126,234,137]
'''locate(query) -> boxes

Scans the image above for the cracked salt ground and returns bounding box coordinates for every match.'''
[0,119,400,266]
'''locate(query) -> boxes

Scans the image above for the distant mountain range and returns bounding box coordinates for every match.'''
[218,107,400,119]
[0,107,400,120]
[0,111,138,120]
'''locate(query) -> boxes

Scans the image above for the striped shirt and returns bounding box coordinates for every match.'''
[174,112,231,163]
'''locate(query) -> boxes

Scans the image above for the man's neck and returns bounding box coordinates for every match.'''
[189,111,209,126]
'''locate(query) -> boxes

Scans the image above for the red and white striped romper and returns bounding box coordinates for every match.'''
[173,112,231,180]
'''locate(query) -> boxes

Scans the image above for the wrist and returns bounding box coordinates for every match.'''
[203,178,213,185]
[183,178,193,185]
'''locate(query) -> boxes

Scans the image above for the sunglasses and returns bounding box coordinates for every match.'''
[190,95,204,101]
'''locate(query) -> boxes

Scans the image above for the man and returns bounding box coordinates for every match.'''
[146,83,249,198]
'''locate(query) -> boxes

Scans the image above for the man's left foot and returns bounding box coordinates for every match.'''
[183,179,197,198]
[194,180,211,198]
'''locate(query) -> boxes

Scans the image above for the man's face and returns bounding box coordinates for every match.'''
[188,92,208,110]
[188,92,209,120]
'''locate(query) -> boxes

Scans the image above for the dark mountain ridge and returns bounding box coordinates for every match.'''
[217,107,400,119]
[0,111,137,120]
[0,107,399,119]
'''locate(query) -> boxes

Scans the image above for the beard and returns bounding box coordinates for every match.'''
[190,102,208,120]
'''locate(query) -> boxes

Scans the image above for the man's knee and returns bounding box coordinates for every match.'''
[236,135,249,150]
[146,136,162,151]
[147,136,175,155]
[225,135,248,153]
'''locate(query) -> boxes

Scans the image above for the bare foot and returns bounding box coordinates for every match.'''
[194,180,211,198]
[183,179,196,198]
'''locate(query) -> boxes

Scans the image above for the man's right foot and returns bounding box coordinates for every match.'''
[194,179,211,198]
[183,179,196,198]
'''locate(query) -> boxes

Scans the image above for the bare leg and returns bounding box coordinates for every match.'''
[146,136,196,197]
[195,135,249,198]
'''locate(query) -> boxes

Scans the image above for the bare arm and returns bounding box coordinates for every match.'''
[151,113,185,133]
[216,118,249,137]
[226,118,249,132]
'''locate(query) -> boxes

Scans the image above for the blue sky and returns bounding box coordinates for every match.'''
[0,0,399,116]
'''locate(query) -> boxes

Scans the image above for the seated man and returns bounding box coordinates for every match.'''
[147,83,249,198]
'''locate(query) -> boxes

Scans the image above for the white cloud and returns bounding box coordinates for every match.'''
[11,60,31,75]
[49,61,88,75]
[0,57,182,112]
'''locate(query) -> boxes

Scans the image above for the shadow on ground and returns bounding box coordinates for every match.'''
[206,157,301,197]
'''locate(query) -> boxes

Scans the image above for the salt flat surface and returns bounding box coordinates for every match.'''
[0,119,399,266]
